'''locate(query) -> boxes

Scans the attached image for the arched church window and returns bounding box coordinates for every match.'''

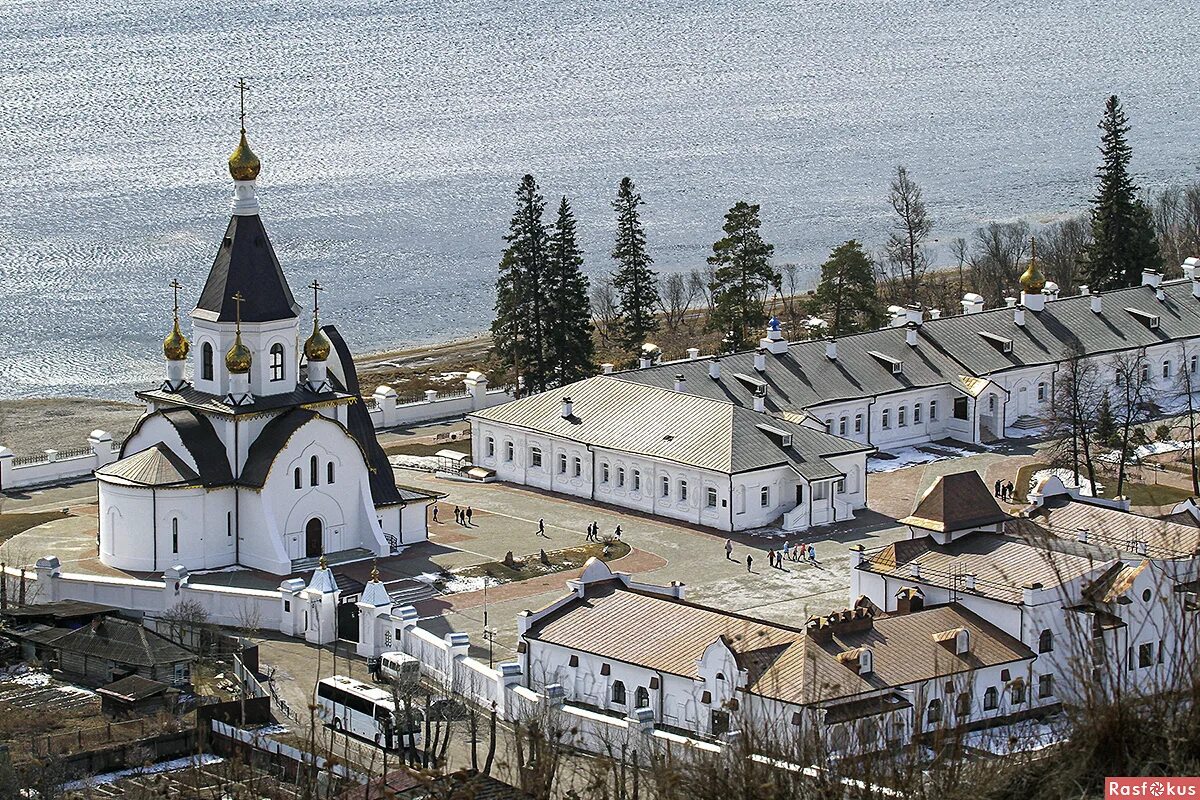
[311,455,319,486]
[201,343,214,381]
[327,462,335,484]
[611,681,626,705]
[294,468,302,489]
[172,518,179,554]
[270,343,285,382]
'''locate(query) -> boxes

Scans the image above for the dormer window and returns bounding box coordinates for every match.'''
[1125,307,1160,330]
[859,648,873,675]
[978,331,1013,354]
[756,423,792,448]
[869,351,903,374]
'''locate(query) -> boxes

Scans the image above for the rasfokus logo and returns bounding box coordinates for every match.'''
[1107,778,1200,798]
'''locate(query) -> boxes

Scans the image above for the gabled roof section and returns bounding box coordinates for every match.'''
[240,408,320,489]
[900,471,1008,533]
[123,408,233,486]
[23,617,194,667]
[194,214,300,322]
[97,442,200,487]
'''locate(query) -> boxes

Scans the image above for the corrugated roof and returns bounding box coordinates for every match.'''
[122,408,233,486]
[22,617,194,667]
[525,582,1032,706]
[97,442,201,487]
[1027,496,1200,558]
[900,471,1008,532]
[471,376,869,476]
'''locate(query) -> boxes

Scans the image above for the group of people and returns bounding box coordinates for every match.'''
[725,538,816,571]
[432,504,473,526]
[993,479,1017,502]
[585,521,620,542]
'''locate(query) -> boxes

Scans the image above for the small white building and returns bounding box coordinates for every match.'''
[95,126,435,577]
[517,558,1043,752]
[469,376,873,532]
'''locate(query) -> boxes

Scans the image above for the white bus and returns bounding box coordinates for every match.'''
[316,675,421,750]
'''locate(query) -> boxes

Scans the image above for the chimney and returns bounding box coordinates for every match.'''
[1135,541,1148,556]
[639,355,653,369]
[1004,296,1018,309]
[1142,269,1162,288]
[961,293,985,315]
[1091,291,1102,314]
[601,362,614,374]
[825,338,838,360]
[905,322,918,347]
[1077,528,1088,544]
[708,357,721,380]
[1022,582,1042,605]
[687,347,700,360]
[928,308,941,320]
[1156,286,1167,303]
[753,387,766,413]
[906,305,923,326]
[1192,277,1200,300]
[887,305,907,328]
[1078,284,1089,296]
[963,574,977,591]
[909,563,921,578]
[561,397,573,418]
[1184,257,1200,280]
[895,587,925,614]
[754,349,767,373]
[674,373,687,393]
[1014,305,1026,327]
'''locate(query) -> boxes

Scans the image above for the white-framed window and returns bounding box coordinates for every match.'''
[814,482,829,500]
[558,453,567,474]
[632,470,641,491]
[1162,360,1171,379]
[854,413,863,433]
[760,486,770,507]
[881,408,891,429]
[661,476,670,498]
[706,487,718,508]
[983,687,998,711]
[1191,354,1198,374]
[898,406,907,427]
[913,403,922,424]
[270,343,285,381]
[601,463,610,484]
[505,441,514,462]
[838,417,848,435]
[1141,362,1150,382]
[929,400,938,421]
[679,480,688,501]
[573,457,582,477]
[531,447,543,468]
[835,478,845,493]
[486,437,495,458]
[617,468,626,488]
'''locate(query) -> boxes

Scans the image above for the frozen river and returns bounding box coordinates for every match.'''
[0,0,1197,399]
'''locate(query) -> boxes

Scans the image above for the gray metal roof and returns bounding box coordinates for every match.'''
[470,376,870,477]
[97,442,201,487]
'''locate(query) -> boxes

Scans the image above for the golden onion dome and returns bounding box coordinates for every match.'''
[163,316,190,361]
[304,320,331,361]
[228,130,261,182]
[1019,239,1046,293]
[225,333,253,374]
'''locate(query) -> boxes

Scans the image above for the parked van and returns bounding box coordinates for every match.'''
[379,651,420,684]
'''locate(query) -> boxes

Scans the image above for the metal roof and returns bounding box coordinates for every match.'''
[900,471,1009,533]
[1027,495,1200,559]
[96,442,201,488]
[121,408,234,486]
[471,376,871,477]
[194,213,300,322]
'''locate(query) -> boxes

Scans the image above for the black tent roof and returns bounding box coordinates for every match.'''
[195,214,300,323]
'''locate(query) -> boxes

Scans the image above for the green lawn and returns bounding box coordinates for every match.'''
[0,510,69,546]
[1119,481,1194,507]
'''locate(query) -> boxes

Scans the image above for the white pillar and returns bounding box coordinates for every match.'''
[464,371,489,410]
[88,430,117,468]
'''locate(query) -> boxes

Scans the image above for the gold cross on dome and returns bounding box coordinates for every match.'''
[169,279,182,316]
[309,279,324,319]
[234,77,249,133]
[231,291,245,331]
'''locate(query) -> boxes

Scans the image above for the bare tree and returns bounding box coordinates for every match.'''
[1151,181,1200,276]
[1037,215,1091,296]
[1111,349,1152,497]
[884,165,934,306]
[1171,341,1200,494]
[969,220,1030,305]
[590,275,621,347]
[657,272,699,333]
[1047,344,1101,493]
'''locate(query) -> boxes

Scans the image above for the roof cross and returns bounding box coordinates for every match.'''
[231,291,245,332]
[169,279,182,317]
[309,279,324,320]
[234,77,249,133]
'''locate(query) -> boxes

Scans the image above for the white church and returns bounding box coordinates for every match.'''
[95,123,435,577]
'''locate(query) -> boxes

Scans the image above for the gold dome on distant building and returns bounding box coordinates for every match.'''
[1019,237,1046,293]
[304,319,331,362]
[163,316,190,361]
[228,130,261,182]
[225,332,252,374]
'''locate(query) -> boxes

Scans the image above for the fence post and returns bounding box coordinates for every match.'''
[0,446,12,489]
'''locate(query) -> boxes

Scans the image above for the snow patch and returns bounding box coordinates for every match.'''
[61,754,225,790]
[868,444,981,474]
[1030,468,1102,497]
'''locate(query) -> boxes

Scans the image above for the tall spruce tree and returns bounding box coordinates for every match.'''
[1085,95,1162,290]
[492,175,552,394]
[611,177,659,352]
[546,197,595,385]
[707,201,779,348]
[810,240,885,336]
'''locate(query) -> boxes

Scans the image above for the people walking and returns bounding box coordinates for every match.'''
[614,525,622,541]
[586,522,594,541]
[432,504,439,524]
[746,554,754,572]
[724,539,733,560]
[454,506,462,525]
[537,518,546,537]
[807,543,816,562]
[994,479,1002,497]
[592,521,599,541]
[466,506,473,525]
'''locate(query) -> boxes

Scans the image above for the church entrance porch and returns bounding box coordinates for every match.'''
[305,518,323,558]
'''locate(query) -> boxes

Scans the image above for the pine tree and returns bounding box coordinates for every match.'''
[810,240,885,336]
[1085,95,1162,290]
[546,197,595,386]
[707,202,778,349]
[492,175,552,394]
[611,177,659,352]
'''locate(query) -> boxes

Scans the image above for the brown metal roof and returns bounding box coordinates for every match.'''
[525,582,1032,706]
[1027,496,1200,558]
[900,471,1008,533]
[96,442,201,488]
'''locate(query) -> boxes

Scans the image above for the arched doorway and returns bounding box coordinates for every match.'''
[305,518,323,558]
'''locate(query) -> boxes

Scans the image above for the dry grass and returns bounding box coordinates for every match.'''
[0,510,69,546]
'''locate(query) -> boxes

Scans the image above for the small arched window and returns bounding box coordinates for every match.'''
[294,468,302,489]
[201,342,214,381]
[760,486,770,507]
[1162,360,1171,379]
[558,453,567,474]
[1038,629,1053,653]
[270,343,285,382]
[171,518,179,553]
[635,686,649,708]
[926,698,942,724]
[983,686,999,711]
[327,462,335,484]
[611,680,626,705]
[679,480,688,501]
[530,447,542,468]
[310,455,319,486]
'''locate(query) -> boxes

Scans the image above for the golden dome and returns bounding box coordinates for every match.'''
[304,319,331,361]
[163,316,190,361]
[225,332,252,374]
[1019,238,1046,293]
[228,130,261,182]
